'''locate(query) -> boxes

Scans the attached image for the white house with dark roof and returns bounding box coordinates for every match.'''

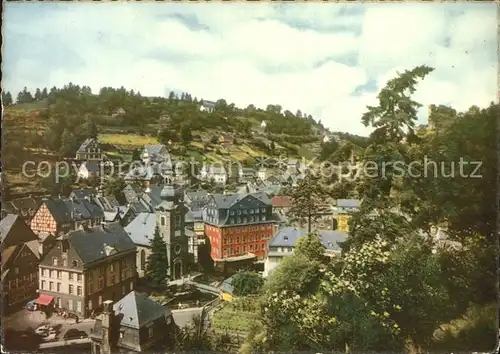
[78,161,101,179]
[199,100,216,113]
[199,164,227,184]
[263,227,348,277]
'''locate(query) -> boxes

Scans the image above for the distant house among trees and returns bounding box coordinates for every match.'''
[76,138,103,161]
[112,107,126,117]
[199,100,216,113]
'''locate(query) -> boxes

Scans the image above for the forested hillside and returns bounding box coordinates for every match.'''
[2,84,367,196]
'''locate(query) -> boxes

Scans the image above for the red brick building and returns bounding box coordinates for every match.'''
[204,192,278,261]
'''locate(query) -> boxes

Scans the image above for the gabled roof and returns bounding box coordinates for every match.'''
[7,195,42,213]
[114,291,170,329]
[77,138,98,153]
[1,214,38,248]
[269,227,347,251]
[124,213,157,247]
[42,222,136,266]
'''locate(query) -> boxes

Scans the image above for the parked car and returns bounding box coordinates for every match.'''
[63,329,87,340]
[42,333,57,342]
[25,300,37,311]
[35,325,50,336]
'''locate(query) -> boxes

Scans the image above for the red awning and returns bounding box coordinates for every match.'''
[35,294,54,306]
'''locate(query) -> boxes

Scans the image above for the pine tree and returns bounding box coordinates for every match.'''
[35,88,42,100]
[146,226,169,289]
[2,91,13,105]
[41,88,48,99]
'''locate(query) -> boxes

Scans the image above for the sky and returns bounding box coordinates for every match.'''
[3,2,497,136]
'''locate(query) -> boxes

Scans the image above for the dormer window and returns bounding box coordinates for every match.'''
[52,257,58,266]
[72,260,78,268]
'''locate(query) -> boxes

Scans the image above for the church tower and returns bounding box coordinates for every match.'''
[155,178,189,280]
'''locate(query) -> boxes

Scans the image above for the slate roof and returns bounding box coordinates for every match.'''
[6,195,42,214]
[113,291,171,329]
[129,201,152,214]
[0,214,19,244]
[81,161,100,173]
[211,191,271,210]
[219,276,234,294]
[185,210,203,223]
[268,227,347,251]
[77,138,97,153]
[47,222,136,266]
[70,188,96,200]
[184,190,210,209]
[336,199,361,209]
[144,145,166,156]
[124,213,157,247]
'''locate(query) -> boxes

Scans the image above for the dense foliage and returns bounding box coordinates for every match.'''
[146,226,169,289]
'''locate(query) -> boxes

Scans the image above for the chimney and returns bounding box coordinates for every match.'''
[101,300,114,354]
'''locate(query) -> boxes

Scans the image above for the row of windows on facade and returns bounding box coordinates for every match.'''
[8,273,37,289]
[41,270,130,295]
[223,243,265,255]
[207,207,267,216]
[50,258,127,272]
[208,215,268,225]
[42,269,83,281]
[223,233,267,244]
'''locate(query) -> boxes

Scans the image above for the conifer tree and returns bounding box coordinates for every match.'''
[146,226,169,289]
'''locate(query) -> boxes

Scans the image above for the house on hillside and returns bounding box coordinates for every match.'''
[271,196,293,215]
[238,167,256,183]
[90,292,175,353]
[37,222,137,317]
[199,100,216,113]
[263,227,347,277]
[141,145,169,164]
[332,199,361,233]
[218,134,234,147]
[1,195,43,222]
[78,161,101,179]
[199,164,227,184]
[257,167,267,180]
[76,138,103,161]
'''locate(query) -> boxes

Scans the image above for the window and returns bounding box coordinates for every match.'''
[41,280,46,290]
[57,298,62,308]
[88,271,93,280]
[76,301,82,313]
[52,257,58,266]
[41,268,46,277]
[129,281,133,291]
[98,295,102,305]
[160,216,166,226]
[57,283,61,292]
[98,267,104,276]
[68,299,74,311]
[261,208,266,213]
[77,274,82,282]
[69,285,74,295]
[122,285,126,295]
[49,270,54,278]
[77,286,82,296]
[88,300,92,310]
[72,260,78,267]
[148,327,154,338]
[110,264,115,272]
[243,246,246,252]
[99,280,104,289]
[69,273,73,281]
[63,259,68,267]
[120,331,124,339]
[57,271,62,279]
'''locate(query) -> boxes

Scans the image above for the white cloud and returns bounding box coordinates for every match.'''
[3,3,496,136]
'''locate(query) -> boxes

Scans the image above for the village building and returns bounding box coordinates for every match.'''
[78,161,101,179]
[271,196,293,215]
[37,222,137,317]
[111,107,127,118]
[1,194,43,222]
[332,199,361,233]
[125,182,190,280]
[76,138,103,161]
[30,197,105,237]
[257,167,267,180]
[1,214,40,313]
[238,167,256,183]
[199,164,227,184]
[199,100,216,113]
[263,227,347,277]
[90,292,175,353]
[141,144,169,164]
[203,192,280,273]
[184,190,210,211]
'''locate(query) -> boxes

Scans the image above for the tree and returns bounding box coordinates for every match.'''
[104,178,126,204]
[41,87,48,99]
[294,233,325,261]
[231,271,264,296]
[146,226,169,289]
[2,91,13,105]
[180,123,193,144]
[288,170,327,233]
[131,148,141,161]
[34,88,42,100]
